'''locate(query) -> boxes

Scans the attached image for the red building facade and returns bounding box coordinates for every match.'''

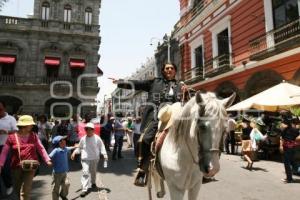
[174,0,300,101]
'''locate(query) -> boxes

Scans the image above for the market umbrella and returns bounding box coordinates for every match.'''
[227,81,300,112]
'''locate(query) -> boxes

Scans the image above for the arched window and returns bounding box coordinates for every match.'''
[41,2,50,20]
[85,7,92,25]
[64,4,72,23]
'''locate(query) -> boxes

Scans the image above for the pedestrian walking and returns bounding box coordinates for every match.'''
[225,114,237,154]
[71,122,107,197]
[133,117,142,157]
[243,118,267,170]
[0,100,17,196]
[49,135,77,200]
[0,115,52,200]
[37,115,52,152]
[280,116,300,183]
[112,114,125,160]
[101,116,114,152]
[125,117,134,148]
[67,115,79,146]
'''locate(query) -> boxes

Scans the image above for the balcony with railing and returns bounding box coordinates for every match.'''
[0,75,16,85]
[184,53,233,84]
[184,66,204,84]
[249,18,300,60]
[41,76,97,88]
[174,0,224,34]
[0,16,100,37]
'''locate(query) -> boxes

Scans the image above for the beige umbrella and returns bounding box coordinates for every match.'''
[227,81,300,112]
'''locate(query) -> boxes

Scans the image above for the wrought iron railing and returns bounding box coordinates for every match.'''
[204,53,232,77]
[189,0,206,19]
[184,53,233,83]
[184,66,204,84]
[0,75,16,84]
[249,18,300,60]
[41,76,97,88]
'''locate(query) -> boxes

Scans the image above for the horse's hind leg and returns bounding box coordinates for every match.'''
[188,181,201,200]
[166,182,184,200]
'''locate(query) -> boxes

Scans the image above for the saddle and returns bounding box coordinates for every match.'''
[150,104,176,180]
[134,104,175,187]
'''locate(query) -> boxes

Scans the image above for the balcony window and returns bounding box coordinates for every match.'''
[46,67,58,78]
[272,0,298,28]
[85,7,92,25]
[0,55,16,76]
[195,45,203,69]
[217,29,230,55]
[41,2,50,20]
[1,64,15,76]
[45,57,59,78]
[71,68,84,78]
[64,4,72,23]
[209,16,232,68]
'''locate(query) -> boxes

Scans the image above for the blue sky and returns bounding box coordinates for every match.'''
[1,0,180,99]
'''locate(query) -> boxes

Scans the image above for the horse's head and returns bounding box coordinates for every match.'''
[194,91,235,177]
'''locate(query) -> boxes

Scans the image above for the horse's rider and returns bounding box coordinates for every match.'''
[111,62,187,186]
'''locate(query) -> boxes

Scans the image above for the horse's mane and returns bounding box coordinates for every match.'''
[171,92,227,143]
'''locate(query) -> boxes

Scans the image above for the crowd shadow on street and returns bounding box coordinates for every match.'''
[241,166,269,172]
[31,180,49,200]
[98,148,138,177]
[68,185,111,200]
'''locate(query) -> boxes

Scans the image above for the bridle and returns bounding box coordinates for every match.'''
[184,117,222,166]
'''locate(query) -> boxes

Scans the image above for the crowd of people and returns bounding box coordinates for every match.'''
[0,98,144,199]
[224,111,300,183]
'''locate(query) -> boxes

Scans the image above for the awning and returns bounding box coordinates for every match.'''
[0,55,16,64]
[70,59,85,68]
[45,57,60,66]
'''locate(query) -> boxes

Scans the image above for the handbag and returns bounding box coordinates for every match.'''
[15,134,40,171]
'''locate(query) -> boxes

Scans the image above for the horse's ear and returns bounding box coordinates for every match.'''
[221,92,236,108]
[195,91,203,104]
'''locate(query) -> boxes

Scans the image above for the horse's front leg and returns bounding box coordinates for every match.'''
[166,182,185,200]
[188,180,202,200]
[152,170,165,198]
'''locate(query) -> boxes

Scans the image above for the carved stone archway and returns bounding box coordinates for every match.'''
[291,67,300,85]
[244,69,282,98]
[215,81,240,104]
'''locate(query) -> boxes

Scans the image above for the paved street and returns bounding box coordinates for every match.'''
[3,147,300,200]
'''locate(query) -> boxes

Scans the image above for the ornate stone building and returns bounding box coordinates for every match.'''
[0,0,101,117]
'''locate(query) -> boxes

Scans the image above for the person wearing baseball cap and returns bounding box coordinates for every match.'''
[71,122,108,197]
[49,135,77,200]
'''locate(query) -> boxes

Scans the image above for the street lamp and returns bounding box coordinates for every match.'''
[150,34,171,63]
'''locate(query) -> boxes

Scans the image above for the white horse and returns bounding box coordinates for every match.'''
[150,91,235,200]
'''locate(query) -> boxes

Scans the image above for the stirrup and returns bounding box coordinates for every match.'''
[134,169,147,187]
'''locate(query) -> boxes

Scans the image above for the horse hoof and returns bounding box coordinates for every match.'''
[157,191,165,198]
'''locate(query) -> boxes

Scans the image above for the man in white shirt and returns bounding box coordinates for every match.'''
[225,114,237,154]
[71,122,107,197]
[0,101,17,195]
[133,117,142,157]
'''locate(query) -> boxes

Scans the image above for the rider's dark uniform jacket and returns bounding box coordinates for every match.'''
[117,77,182,144]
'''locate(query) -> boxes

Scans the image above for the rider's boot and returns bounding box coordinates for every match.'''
[134,142,150,187]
